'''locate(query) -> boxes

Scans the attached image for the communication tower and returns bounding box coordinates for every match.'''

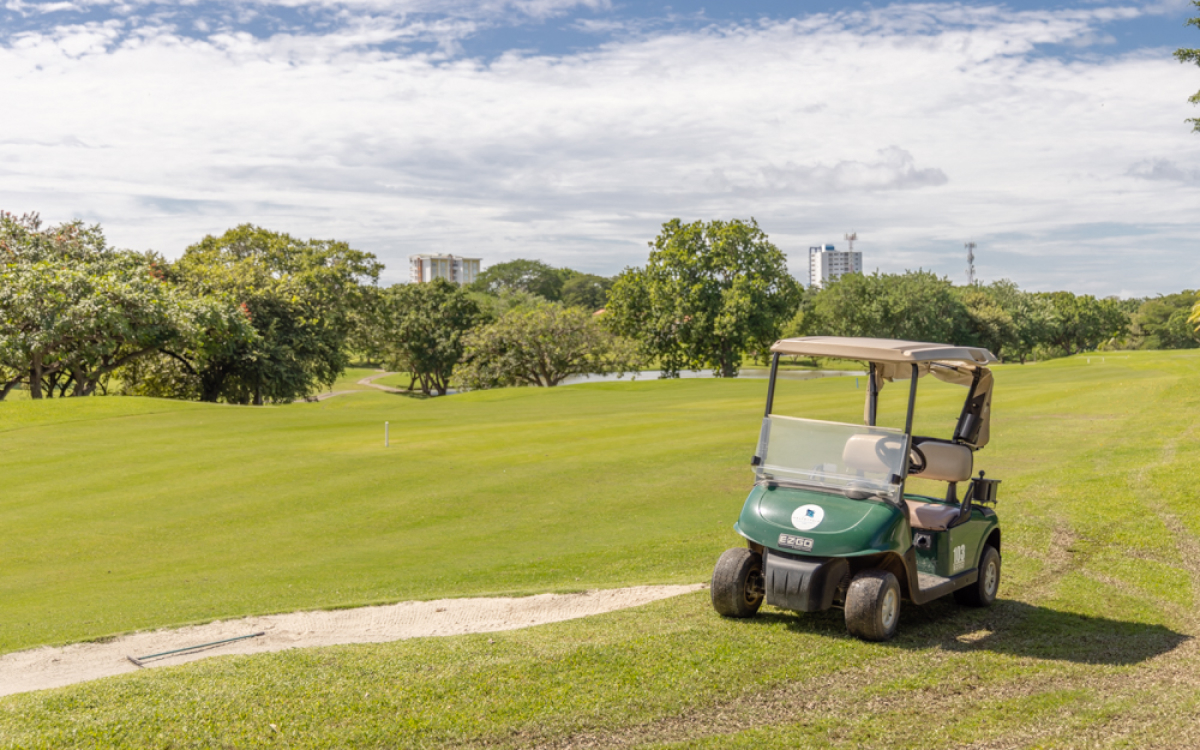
[844,231,857,252]
[965,242,976,285]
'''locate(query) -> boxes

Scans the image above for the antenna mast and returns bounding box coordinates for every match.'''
[965,242,976,285]
[844,231,857,252]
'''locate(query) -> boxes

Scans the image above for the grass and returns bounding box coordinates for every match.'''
[2,350,1200,747]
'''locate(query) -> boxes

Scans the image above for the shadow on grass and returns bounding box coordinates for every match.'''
[747,598,1188,666]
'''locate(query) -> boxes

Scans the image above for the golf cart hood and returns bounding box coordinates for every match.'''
[735,484,907,557]
[770,337,997,449]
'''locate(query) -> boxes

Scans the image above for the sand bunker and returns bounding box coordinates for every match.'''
[0,584,703,698]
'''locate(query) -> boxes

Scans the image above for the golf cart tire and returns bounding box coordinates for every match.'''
[955,545,1001,607]
[845,570,901,642]
[711,548,764,618]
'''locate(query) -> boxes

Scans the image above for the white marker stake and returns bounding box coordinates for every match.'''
[385,422,389,447]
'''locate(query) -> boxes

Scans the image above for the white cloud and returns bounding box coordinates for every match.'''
[1127,157,1200,181]
[0,2,1198,294]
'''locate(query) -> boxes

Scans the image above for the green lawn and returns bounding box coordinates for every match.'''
[2,350,1199,747]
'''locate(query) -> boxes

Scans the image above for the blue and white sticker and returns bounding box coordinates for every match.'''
[791,504,824,531]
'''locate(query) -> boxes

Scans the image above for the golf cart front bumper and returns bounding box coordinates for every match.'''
[762,550,849,612]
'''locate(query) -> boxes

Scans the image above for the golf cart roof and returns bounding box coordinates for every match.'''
[770,337,998,366]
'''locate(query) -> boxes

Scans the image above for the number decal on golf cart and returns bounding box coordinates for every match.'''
[952,544,966,572]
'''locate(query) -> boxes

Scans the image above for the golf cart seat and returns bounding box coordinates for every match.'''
[905,501,960,531]
[911,439,973,483]
[906,440,974,531]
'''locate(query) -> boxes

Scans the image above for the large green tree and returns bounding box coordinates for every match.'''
[1130,291,1200,349]
[161,225,381,404]
[457,302,640,388]
[470,259,569,301]
[561,273,614,311]
[605,218,801,377]
[802,270,970,345]
[1037,291,1128,355]
[0,212,204,400]
[380,279,483,396]
[974,280,1056,364]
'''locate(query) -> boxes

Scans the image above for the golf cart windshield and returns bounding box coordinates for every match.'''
[754,415,910,502]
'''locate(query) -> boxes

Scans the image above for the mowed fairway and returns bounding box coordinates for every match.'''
[2,351,1200,747]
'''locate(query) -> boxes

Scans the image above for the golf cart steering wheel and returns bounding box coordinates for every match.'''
[908,445,927,475]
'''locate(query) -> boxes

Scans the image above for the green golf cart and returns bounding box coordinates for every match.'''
[711,337,1002,641]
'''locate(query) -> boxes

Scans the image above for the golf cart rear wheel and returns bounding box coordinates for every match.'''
[711,548,764,618]
[955,545,1001,607]
[845,570,901,642]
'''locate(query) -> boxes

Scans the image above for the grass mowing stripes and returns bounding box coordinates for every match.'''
[1,350,1199,747]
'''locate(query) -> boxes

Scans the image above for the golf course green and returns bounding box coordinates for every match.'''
[1,350,1198,747]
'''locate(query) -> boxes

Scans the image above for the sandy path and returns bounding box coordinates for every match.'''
[0,584,703,698]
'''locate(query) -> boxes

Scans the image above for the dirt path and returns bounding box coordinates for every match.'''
[0,585,703,698]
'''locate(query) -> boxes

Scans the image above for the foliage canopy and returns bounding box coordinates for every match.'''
[457,302,640,388]
[380,279,483,396]
[0,212,209,400]
[135,225,381,404]
[605,218,801,377]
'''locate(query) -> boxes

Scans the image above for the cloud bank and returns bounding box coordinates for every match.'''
[1,1,1198,294]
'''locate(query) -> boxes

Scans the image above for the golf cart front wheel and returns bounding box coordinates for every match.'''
[845,570,901,642]
[711,548,764,618]
[955,545,1001,607]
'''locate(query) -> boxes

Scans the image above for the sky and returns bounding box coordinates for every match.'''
[2,0,1199,295]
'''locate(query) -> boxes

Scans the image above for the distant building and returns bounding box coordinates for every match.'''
[808,244,862,289]
[409,254,481,286]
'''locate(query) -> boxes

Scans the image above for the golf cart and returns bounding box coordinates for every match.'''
[711,337,1002,641]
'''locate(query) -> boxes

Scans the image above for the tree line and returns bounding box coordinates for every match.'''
[2,211,1195,403]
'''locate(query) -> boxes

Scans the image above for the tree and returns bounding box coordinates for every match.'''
[1130,291,1200,349]
[466,288,546,320]
[605,218,801,378]
[0,212,203,400]
[380,279,482,396]
[958,286,1018,361]
[561,273,613,311]
[976,280,1055,364]
[802,270,970,345]
[470,259,567,301]
[161,225,381,404]
[1038,292,1129,355]
[457,302,640,388]
[1176,2,1200,131]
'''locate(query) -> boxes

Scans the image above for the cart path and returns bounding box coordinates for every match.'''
[0,584,703,698]
[357,371,406,393]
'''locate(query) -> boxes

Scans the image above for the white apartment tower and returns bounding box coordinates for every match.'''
[808,244,862,289]
[409,254,482,286]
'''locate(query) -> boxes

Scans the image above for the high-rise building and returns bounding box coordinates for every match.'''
[409,254,481,286]
[808,244,862,289]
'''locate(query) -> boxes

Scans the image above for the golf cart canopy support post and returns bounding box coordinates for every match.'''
[764,353,779,418]
[867,363,878,427]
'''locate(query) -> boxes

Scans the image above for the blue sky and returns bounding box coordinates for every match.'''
[2,0,1199,295]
